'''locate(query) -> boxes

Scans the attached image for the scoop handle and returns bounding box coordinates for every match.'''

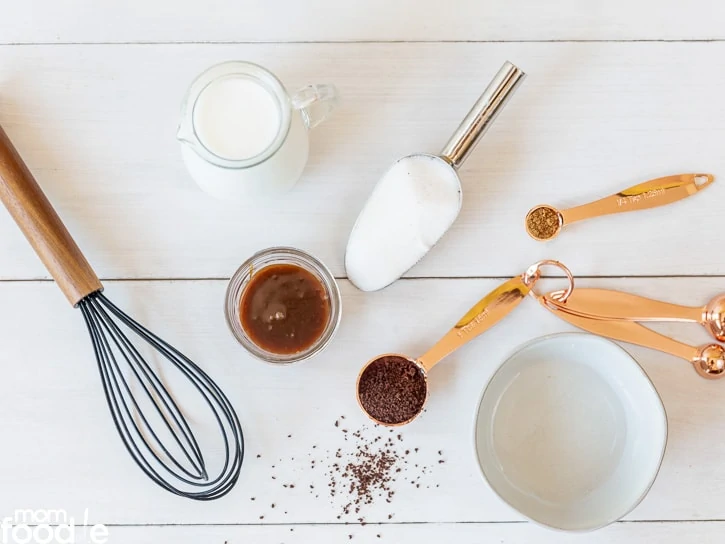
[417,275,530,372]
[0,125,102,306]
[439,61,525,169]
[561,173,714,225]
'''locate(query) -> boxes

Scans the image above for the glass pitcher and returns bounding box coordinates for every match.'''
[177,61,338,200]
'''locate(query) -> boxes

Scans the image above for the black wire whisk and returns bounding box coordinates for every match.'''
[0,125,243,500]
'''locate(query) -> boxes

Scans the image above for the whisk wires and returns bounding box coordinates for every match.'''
[79,291,244,500]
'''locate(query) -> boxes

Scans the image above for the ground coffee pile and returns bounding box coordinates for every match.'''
[357,356,428,425]
[324,422,444,521]
[254,417,446,532]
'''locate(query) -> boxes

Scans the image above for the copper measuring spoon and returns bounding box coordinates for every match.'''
[355,261,574,426]
[525,173,714,241]
[540,287,725,342]
[537,290,725,379]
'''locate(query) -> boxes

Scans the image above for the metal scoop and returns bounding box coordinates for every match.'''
[355,261,574,426]
[525,173,714,241]
[537,289,725,379]
[345,61,525,292]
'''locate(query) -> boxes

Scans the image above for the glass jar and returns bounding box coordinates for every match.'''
[225,247,342,364]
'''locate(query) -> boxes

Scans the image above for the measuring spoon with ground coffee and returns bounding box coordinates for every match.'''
[355,261,574,426]
[525,173,714,241]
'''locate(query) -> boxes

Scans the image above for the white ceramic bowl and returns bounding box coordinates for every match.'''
[474,333,667,531]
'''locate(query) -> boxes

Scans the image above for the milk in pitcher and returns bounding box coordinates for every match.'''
[178,62,337,200]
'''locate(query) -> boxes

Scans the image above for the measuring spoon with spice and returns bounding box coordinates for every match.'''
[525,173,714,241]
[355,261,574,426]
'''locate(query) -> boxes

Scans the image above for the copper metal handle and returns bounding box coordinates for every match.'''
[538,293,725,379]
[561,173,714,225]
[544,288,725,342]
[0,125,102,306]
[417,275,530,372]
[439,61,525,169]
[545,288,703,323]
[538,294,696,359]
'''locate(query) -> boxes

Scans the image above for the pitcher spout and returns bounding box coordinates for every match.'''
[176,122,195,146]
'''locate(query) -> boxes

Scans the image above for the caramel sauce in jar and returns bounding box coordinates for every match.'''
[239,264,330,355]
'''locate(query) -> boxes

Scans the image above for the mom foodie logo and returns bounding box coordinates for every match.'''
[0,509,109,544]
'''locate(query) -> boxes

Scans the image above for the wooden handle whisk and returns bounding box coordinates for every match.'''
[0,123,245,499]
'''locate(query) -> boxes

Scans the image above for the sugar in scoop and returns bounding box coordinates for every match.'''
[344,61,525,292]
[345,154,461,292]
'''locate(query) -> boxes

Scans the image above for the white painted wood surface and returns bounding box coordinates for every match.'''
[1,42,724,279]
[96,521,725,544]
[2,2,725,542]
[0,279,724,528]
[3,0,725,43]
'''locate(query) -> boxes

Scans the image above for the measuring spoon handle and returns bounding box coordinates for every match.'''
[538,293,697,361]
[544,288,703,323]
[539,294,725,379]
[417,276,530,372]
[561,173,714,225]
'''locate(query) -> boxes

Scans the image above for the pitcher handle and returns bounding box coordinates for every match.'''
[291,84,339,130]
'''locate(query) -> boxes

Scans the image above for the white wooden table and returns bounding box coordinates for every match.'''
[2,1,725,542]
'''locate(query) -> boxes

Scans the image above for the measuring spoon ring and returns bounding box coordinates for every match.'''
[355,261,573,426]
[525,173,714,241]
[541,287,725,342]
[537,292,725,379]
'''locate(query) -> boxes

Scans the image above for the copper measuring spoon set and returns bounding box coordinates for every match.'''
[357,261,725,427]
[355,171,719,427]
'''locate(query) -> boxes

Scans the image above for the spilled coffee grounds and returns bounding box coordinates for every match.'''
[358,356,427,425]
[255,418,444,526]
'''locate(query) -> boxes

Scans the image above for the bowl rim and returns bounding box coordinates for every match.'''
[471,332,668,532]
